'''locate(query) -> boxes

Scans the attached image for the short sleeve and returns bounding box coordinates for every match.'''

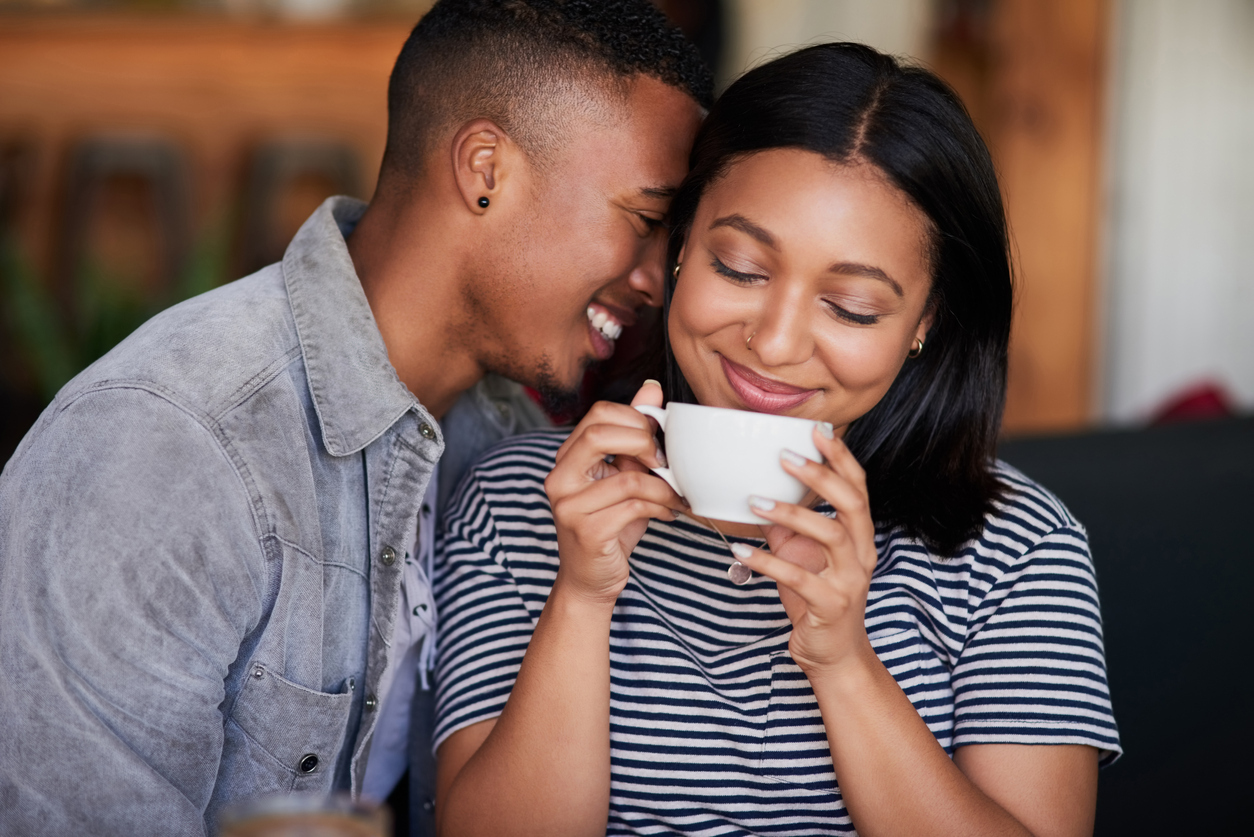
[432,466,537,750]
[952,524,1122,764]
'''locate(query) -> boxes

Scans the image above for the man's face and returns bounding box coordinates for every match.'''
[467,76,703,406]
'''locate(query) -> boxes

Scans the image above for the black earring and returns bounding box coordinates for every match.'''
[477,197,490,208]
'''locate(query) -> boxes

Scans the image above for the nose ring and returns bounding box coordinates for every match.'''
[746,331,756,351]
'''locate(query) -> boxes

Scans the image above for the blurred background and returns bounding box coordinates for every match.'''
[2,0,1252,461]
[1,1,1250,832]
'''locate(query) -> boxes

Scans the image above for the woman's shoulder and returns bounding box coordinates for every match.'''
[957,460,1089,564]
[990,460,1083,529]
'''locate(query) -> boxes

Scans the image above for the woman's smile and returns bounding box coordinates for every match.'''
[719,354,818,413]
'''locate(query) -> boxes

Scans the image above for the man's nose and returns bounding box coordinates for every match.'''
[625,231,667,308]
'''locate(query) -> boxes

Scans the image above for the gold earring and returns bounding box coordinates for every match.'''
[908,337,924,358]
[746,332,756,351]
[672,262,682,279]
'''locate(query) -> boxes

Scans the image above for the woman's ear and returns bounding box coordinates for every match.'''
[917,295,937,344]
[451,118,511,214]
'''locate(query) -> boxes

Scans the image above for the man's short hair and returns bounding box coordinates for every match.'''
[382,0,715,179]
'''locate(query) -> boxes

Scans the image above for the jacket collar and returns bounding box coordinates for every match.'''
[283,196,420,457]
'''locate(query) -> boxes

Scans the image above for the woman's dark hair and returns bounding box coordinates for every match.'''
[662,42,1013,556]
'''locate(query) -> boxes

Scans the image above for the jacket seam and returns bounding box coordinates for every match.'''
[212,346,303,422]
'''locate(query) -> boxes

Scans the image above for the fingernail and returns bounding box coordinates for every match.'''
[655,447,668,467]
[748,495,775,511]
[816,421,835,440]
[643,378,662,388]
[730,542,754,559]
[780,449,808,467]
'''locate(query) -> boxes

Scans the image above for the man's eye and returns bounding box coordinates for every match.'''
[638,214,666,232]
[710,256,766,284]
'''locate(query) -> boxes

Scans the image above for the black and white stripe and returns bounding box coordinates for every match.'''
[434,430,1120,836]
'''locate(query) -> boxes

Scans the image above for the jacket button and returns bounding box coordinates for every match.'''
[365,693,378,711]
[298,753,319,774]
[422,798,434,813]
[419,422,436,440]
[380,547,397,566]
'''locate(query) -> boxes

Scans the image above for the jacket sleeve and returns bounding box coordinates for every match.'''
[0,385,267,836]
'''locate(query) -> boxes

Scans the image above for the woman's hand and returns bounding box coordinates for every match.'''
[544,381,685,605]
[732,424,878,674]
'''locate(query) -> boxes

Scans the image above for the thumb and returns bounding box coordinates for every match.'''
[762,523,799,554]
[630,378,664,409]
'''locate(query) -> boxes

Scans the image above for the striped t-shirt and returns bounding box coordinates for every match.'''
[434,430,1121,836]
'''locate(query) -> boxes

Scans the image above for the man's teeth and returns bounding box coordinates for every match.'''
[587,306,622,341]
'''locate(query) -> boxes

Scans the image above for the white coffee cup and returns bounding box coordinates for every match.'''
[634,402,824,524]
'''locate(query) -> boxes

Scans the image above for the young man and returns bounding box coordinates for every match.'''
[0,2,710,834]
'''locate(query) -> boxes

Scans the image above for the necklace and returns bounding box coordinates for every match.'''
[676,511,759,586]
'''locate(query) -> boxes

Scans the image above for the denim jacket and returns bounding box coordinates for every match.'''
[0,197,548,835]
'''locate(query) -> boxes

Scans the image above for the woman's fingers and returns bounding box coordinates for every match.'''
[730,543,850,612]
[778,448,876,549]
[554,398,661,466]
[629,379,664,411]
[811,424,867,492]
[587,496,678,535]
[548,422,666,497]
[750,496,850,557]
[554,468,684,520]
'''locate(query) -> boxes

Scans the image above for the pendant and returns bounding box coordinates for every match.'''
[727,561,752,586]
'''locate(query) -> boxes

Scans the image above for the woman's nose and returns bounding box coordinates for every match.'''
[748,285,813,367]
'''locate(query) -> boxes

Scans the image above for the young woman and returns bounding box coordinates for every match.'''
[431,43,1119,837]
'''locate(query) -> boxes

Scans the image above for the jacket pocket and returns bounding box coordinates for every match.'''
[758,628,932,796]
[217,664,353,798]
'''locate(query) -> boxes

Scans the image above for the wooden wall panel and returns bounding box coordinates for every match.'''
[933,0,1109,433]
[0,14,413,273]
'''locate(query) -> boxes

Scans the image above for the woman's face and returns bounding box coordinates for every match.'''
[669,149,935,434]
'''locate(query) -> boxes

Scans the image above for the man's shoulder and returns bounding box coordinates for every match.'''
[57,264,302,421]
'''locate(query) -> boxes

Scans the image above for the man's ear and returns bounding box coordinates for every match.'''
[451,119,512,215]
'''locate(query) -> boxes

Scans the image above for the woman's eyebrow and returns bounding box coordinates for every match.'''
[828,262,904,297]
[710,214,778,249]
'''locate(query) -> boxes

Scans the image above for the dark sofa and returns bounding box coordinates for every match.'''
[1000,417,1252,835]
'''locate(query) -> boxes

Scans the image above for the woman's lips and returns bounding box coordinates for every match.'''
[719,355,818,413]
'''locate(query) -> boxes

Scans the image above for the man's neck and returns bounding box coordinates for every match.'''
[346,188,485,421]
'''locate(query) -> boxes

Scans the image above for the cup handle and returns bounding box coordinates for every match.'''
[633,404,667,425]
[632,404,682,497]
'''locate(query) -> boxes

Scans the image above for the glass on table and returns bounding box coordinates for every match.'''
[218,793,390,837]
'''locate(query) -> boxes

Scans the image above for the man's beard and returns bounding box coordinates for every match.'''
[488,350,587,418]
[531,356,583,417]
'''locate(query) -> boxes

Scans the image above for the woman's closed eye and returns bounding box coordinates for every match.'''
[711,254,884,326]
[710,255,767,285]
[824,299,881,326]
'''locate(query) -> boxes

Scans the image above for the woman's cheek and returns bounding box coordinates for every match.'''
[815,327,907,400]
